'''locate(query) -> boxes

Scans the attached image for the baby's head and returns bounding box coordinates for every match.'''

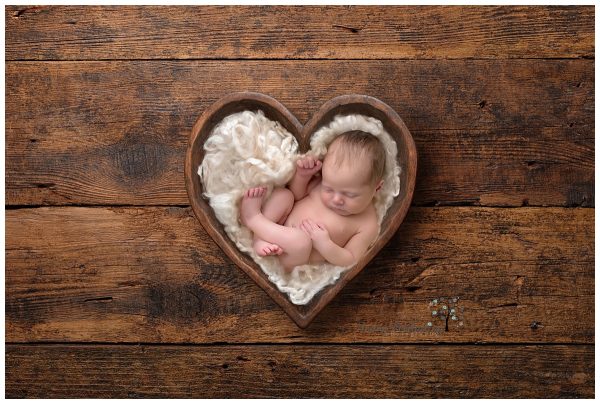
[320,130,386,216]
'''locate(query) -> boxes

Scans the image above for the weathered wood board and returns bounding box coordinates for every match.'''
[6,6,594,60]
[6,344,593,398]
[6,207,593,343]
[5,60,594,207]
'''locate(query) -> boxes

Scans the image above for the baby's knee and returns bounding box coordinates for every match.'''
[270,187,294,208]
[279,231,312,270]
[267,187,294,223]
[295,230,312,254]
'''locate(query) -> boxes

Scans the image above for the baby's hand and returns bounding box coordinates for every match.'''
[296,155,322,178]
[300,219,330,246]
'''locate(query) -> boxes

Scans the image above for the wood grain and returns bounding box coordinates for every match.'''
[6,206,593,343]
[6,60,593,207]
[6,6,594,60]
[5,5,595,398]
[6,344,593,398]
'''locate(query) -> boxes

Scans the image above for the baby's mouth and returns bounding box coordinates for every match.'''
[330,205,347,214]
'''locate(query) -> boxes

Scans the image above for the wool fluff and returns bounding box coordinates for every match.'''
[198,110,401,305]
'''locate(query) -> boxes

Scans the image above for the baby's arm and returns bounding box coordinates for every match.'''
[287,155,322,201]
[300,219,379,267]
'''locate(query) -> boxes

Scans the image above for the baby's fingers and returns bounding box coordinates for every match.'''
[296,159,308,169]
[303,219,316,230]
[298,155,317,169]
[299,222,310,235]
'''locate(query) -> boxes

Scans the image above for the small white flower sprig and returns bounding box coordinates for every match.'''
[426,297,464,330]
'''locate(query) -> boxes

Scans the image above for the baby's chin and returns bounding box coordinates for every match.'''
[328,205,353,216]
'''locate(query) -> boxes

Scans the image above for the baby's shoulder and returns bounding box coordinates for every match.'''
[355,204,379,231]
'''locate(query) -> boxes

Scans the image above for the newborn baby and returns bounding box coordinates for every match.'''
[240,130,385,271]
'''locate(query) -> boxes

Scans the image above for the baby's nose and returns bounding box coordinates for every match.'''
[333,193,344,205]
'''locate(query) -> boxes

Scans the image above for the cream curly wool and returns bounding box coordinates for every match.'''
[198,110,401,305]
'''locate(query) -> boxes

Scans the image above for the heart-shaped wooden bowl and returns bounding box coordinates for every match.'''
[185,92,417,328]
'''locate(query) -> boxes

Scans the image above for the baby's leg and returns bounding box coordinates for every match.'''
[241,187,312,267]
[261,187,294,225]
[252,187,294,256]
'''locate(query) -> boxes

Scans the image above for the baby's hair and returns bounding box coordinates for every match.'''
[327,130,386,186]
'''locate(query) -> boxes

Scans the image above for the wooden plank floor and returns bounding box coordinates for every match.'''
[5,5,594,398]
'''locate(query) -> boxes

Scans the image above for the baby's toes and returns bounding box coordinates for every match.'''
[246,187,265,198]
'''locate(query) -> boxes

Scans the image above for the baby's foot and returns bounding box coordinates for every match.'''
[240,186,267,227]
[254,239,283,256]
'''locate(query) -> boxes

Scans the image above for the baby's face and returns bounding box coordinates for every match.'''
[320,154,380,216]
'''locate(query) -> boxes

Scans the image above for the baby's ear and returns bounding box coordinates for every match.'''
[375,180,384,193]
